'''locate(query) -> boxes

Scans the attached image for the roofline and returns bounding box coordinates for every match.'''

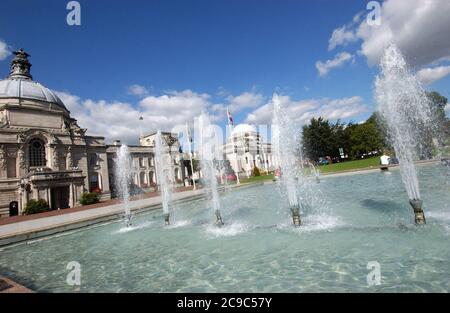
[142,130,177,137]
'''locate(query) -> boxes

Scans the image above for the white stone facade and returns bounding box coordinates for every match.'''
[221,124,279,177]
[0,49,185,218]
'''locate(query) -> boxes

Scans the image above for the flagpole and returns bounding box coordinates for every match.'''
[227,108,240,185]
[138,116,144,142]
[186,122,196,190]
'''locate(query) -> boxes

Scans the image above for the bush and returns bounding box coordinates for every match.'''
[80,192,100,205]
[252,167,261,177]
[24,199,50,215]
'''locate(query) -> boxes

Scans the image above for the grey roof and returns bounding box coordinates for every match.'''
[0,78,68,112]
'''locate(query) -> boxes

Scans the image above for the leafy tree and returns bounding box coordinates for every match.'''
[302,113,387,161]
[347,120,384,157]
[302,117,335,160]
[426,91,449,147]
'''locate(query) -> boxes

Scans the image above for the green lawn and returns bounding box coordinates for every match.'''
[315,157,380,174]
[237,157,380,184]
[240,174,274,184]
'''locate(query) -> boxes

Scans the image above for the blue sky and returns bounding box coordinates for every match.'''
[1,0,449,143]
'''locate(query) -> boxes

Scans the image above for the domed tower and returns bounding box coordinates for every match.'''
[0,49,69,115]
[0,49,111,217]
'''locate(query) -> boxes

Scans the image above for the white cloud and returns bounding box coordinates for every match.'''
[330,0,450,68]
[139,89,215,129]
[55,89,235,144]
[0,40,11,61]
[246,95,367,125]
[56,91,143,144]
[328,12,363,51]
[316,52,353,77]
[127,84,149,97]
[328,25,358,51]
[227,92,264,113]
[417,65,450,85]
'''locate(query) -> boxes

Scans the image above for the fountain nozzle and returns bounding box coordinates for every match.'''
[125,214,132,227]
[164,213,170,226]
[290,205,301,227]
[409,199,426,225]
[215,210,224,227]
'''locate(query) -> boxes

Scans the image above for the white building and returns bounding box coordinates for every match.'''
[0,49,185,218]
[221,124,278,177]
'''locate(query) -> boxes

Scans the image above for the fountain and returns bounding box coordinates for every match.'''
[307,160,320,183]
[272,94,303,226]
[154,130,174,226]
[375,44,434,225]
[197,112,224,226]
[115,144,133,227]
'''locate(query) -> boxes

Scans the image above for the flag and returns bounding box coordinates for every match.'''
[186,123,193,143]
[227,108,234,126]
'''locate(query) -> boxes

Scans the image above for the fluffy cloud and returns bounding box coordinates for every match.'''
[127,84,149,97]
[0,40,11,61]
[139,89,214,127]
[226,92,265,113]
[328,25,358,51]
[246,95,367,125]
[417,65,450,85]
[55,89,263,144]
[56,91,143,144]
[316,52,353,76]
[329,0,450,68]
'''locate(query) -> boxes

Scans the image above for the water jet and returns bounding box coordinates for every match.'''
[115,144,133,227]
[375,44,434,225]
[198,112,224,227]
[155,130,174,226]
[164,213,170,226]
[215,210,224,227]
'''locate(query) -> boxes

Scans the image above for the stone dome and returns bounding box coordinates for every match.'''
[231,123,257,135]
[0,48,68,112]
[0,78,68,111]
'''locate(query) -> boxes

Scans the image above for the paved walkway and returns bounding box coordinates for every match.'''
[0,275,33,293]
[0,187,207,246]
[0,186,194,226]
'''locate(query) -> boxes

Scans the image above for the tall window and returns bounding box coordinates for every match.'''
[29,138,46,167]
[6,157,16,178]
[89,153,99,166]
[139,172,147,186]
[89,173,100,192]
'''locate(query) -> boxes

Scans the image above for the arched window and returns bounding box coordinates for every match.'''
[139,172,147,186]
[29,138,46,167]
[149,171,154,183]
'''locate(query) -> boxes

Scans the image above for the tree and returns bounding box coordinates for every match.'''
[302,117,335,160]
[347,120,384,158]
[426,91,449,147]
[302,113,387,161]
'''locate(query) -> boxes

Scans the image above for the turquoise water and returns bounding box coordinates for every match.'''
[0,165,449,292]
